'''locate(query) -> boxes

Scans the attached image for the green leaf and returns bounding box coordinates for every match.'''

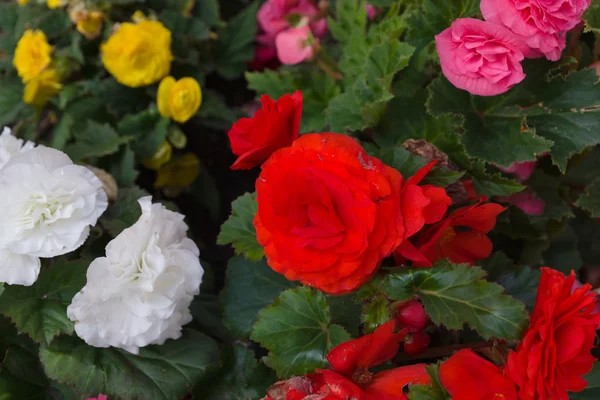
[428,67,600,171]
[527,170,573,221]
[246,70,297,99]
[482,252,540,309]
[64,121,132,162]
[542,225,583,274]
[195,344,275,400]
[427,76,552,168]
[93,78,150,118]
[356,276,393,333]
[0,260,88,344]
[327,294,362,338]
[221,256,296,339]
[0,78,33,126]
[100,187,149,237]
[188,294,232,341]
[382,261,529,340]
[576,176,600,217]
[39,330,220,399]
[193,0,221,27]
[328,0,367,44]
[101,145,139,187]
[14,5,71,39]
[217,192,264,261]
[583,2,600,34]
[51,97,108,150]
[328,41,414,132]
[407,0,480,49]
[216,1,260,79]
[251,287,351,378]
[118,108,170,159]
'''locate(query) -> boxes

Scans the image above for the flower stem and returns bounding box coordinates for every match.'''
[314,48,343,80]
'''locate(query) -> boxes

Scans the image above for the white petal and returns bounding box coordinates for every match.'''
[0,248,41,286]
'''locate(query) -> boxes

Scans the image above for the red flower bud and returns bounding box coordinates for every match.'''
[396,300,427,332]
[404,331,430,356]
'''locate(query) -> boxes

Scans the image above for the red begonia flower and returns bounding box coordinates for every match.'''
[228,91,302,170]
[440,349,518,400]
[395,201,506,267]
[506,268,600,400]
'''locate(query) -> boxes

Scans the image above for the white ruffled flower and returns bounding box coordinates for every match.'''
[67,197,203,354]
[0,146,108,286]
[0,127,35,170]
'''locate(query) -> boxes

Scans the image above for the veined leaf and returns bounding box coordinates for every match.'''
[382,261,529,340]
[251,287,351,378]
[217,192,264,261]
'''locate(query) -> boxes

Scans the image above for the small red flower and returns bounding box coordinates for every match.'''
[326,321,430,399]
[396,300,428,333]
[400,161,452,240]
[228,91,302,170]
[439,349,518,400]
[395,201,506,267]
[505,268,600,400]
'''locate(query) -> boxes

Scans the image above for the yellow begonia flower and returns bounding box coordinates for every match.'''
[13,30,53,83]
[23,69,62,107]
[157,76,202,123]
[18,0,30,6]
[154,153,200,197]
[143,141,173,170]
[47,0,67,8]
[101,20,173,88]
[76,11,105,40]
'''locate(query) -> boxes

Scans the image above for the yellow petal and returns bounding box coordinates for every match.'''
[157,76,176,118]
[168,77,202,123]
[142,141,173,170]
[154,153,200,190]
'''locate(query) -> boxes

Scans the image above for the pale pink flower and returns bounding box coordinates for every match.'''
[435,18,528,96]
[366,3,378,19]
[275,25,317,65]
[497,189,545,216]
[257,0,327,46]
[86,395,107,400]
[497,160,536,181]
[481,0,590,61]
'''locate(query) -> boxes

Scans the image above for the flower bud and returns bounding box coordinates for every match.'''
[87,166,118,202]
[403,331,430,356]
[396,300,427,332]
[143,141,172,171]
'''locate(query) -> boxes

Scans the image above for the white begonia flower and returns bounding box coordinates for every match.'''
[0,146,108,286]
[0,127,35,170]
[67,197,203,354]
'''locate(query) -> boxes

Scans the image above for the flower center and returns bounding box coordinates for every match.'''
[352,368,373,387]
[19,189,72,227]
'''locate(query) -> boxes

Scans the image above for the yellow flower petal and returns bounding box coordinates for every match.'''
[157,76,176,119]
[76,11,105,40]
[13,30,53,83]
[47,0,67,8]
[23,69,62,107]
[142,141,173,170]
[101,20,173,88]
[154,153,200,192]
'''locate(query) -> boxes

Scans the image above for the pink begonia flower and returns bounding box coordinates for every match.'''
[497,160,536,181]
[497,189,545,216]
[249,45,280,71]
[86,395,107,400]
[275,25,317,65]
[435,18,528,96]
[481,0,591,61]
[257,0,327,46]
[365,3,378,19]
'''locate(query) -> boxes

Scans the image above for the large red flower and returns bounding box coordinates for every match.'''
[395,201,506,267]
[228,91,302,170]
[254,133,405,294]
[505,268,600,400]
[439,349,518,400]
